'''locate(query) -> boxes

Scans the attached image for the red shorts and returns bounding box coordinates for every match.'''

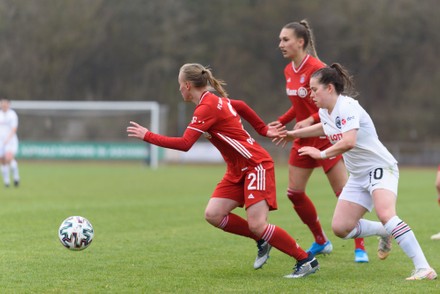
[211,161,278,211]
[289,141,343,173]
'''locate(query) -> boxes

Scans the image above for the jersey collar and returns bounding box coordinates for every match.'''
[199,91,210,104]
[291,54,310,73]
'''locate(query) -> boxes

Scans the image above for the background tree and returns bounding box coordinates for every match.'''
[0,0,438,146]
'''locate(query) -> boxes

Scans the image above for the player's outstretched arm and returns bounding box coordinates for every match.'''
[294,114,316,130]
[298,129,357,160]
[273,123,324,147]
[127,121,202,152]
[230,99,268,136]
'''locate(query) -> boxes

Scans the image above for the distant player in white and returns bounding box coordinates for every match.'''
[276,63,437,280]
[0,98,20,187]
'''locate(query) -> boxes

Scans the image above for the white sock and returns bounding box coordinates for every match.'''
[384,215,430,269]
[344,219,388,239]
[10,159,19,181]
[1,164,10,185]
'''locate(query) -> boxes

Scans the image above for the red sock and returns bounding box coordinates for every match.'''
[287,189,326,244]
[261,224,308,261]
[354,238,365,250]
[218,213,258,240]
[335,191,366,251]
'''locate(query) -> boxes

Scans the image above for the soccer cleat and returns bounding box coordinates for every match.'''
[14,180,19,187]
[284,253,319,278]
[377,236,392,260]
[406,268,437,280]
[306,240,333,256]
[431,232,440,240]
[354,248,369,263]
[253,239,272,269]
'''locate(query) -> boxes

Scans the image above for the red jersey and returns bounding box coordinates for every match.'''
[144,91,273,179]
[278,54,329,149]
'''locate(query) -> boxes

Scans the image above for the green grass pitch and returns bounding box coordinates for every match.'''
[1,161,439,293]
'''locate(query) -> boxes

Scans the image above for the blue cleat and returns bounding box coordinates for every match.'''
[354,248,369,263]
[306,240,333,256]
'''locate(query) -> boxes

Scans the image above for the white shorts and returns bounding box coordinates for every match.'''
[0,137,18,157]
[339,164,399,212]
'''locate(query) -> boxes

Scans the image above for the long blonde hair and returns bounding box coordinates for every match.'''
[179,63,229,97]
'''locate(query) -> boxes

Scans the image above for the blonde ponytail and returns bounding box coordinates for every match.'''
[179,63,229,97]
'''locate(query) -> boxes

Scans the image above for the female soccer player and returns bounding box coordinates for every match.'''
[0,98,20,188]
[127,63,319,278]
[272,20,367,262]
[276,63,437,280]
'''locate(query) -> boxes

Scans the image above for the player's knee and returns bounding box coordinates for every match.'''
[331,220,351,239]
[204,209,222,227]
[375,210,395,225]
[287,189,305,204]
[332,226,347,239]
[247,220,266,237]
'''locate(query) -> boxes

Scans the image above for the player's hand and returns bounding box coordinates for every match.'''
[294,116,314,130]
[266,124,286,138]
[272,130,296,147]
[127,121,149,140]
[268,120,283,128]
[298,146,321,159]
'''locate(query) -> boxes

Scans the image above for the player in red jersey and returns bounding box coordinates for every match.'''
[127,63,319,278]
[270,20,368,262]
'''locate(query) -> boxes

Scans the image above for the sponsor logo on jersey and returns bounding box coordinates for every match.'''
[327,133,343,142]
[286,88,296,96]
[217,97,223,110]
[191,116,205,125]
[248,194,255,199]
[298,87,308,98]
[335,116,341,129]
[300,74,306,84]
[287,78,291,83]
[286,87,308,98]
[342,116,355,125]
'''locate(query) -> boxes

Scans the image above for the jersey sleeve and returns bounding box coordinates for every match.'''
[339,101,360,133]
[278,106,296,126]
[187,103,218,133]
[229,99,268,136]
[10,111,18,128]
[142,104,214,151]
[143,127,202,152]
[311,112,320,123]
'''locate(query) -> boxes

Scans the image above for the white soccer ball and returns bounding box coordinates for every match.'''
[58,216,94,251]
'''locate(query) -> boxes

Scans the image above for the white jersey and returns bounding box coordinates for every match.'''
[0,108,18,142]
[319,95,397,177]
